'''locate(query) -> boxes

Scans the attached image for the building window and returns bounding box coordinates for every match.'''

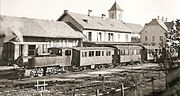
[152,36,155,41]
[111,33,113,41]
[145,36,148,41]
[108,33,111,41]
[125,34,129,42]
[112,13,115,19]
[99,32,102,41]
[108,33,114,41]
[88,32,92,41]
[118,34,121,41]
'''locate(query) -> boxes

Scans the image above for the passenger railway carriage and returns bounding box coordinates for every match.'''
[2,41,145,77]
[72,47,115,70]
[141,46,161,62]
[114,45,142,65]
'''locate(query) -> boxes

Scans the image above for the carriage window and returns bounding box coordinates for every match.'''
[92,51,94,56]
[89,51,94,57]
[96,51,101,56]
[65,50,71,56]
[106,51,108,56]
[48,48,62,56]
[125,49,129,55]
[106,51,111,56]
[121,50,125,55]
[82,52,84,57]
[85,52,87,57]
[102,51,104,56]
[134,50,137,55]
[19,45,23,56]
[82,52,87,57]
[89,51,92,57]
[28,45,36,55]
[136,50,140,55]
[129,49,133,55]
[109,51,111,56]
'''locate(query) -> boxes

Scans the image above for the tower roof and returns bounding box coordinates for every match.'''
[109,2,123,11]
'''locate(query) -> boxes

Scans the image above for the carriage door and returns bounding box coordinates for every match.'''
[28,45,36,56]
[117,49,121,63]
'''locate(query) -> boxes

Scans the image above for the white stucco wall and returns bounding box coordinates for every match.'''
[83,30,131,42]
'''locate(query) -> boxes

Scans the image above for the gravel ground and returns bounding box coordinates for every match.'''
[0,63,165,96]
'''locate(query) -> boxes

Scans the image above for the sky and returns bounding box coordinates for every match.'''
[0,0,180,25]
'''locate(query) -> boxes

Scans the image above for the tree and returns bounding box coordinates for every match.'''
[158,19,180,96]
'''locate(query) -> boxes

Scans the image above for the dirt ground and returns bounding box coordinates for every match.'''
[0,63,166,96]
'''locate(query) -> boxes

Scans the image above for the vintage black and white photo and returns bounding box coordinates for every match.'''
[0,0,180,96]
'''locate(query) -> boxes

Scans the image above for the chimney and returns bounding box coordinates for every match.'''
[88,9,92,16]
[165,18,168,22]
[162,17,164,21]
[64,10,68,13]
[157,16,160,20]
[101,14,106,19]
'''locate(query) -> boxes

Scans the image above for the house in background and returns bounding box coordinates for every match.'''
[140,17,179,61]
[140,17,176,47]
[0,15,85,60]
[140,17,169,47]
[57,2,142,46]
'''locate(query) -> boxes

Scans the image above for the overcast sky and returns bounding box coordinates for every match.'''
[1,0,180,25]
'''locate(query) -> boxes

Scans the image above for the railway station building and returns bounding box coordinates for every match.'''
[0,15,85,61]
[57,2,143,47]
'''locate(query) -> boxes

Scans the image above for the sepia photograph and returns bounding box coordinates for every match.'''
[0,0,180,96]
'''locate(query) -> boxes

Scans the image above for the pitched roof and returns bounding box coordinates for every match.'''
[60,12,142,33]
[125,23,143,34]
[109,2,123,11]
[0,15,85,39]
[142,19,169,32]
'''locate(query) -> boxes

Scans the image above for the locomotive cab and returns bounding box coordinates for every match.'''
[48,47,62,56]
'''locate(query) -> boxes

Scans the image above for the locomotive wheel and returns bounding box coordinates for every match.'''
[97,65,102,69]
[36,68,44,77]
[80,67,84,71]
